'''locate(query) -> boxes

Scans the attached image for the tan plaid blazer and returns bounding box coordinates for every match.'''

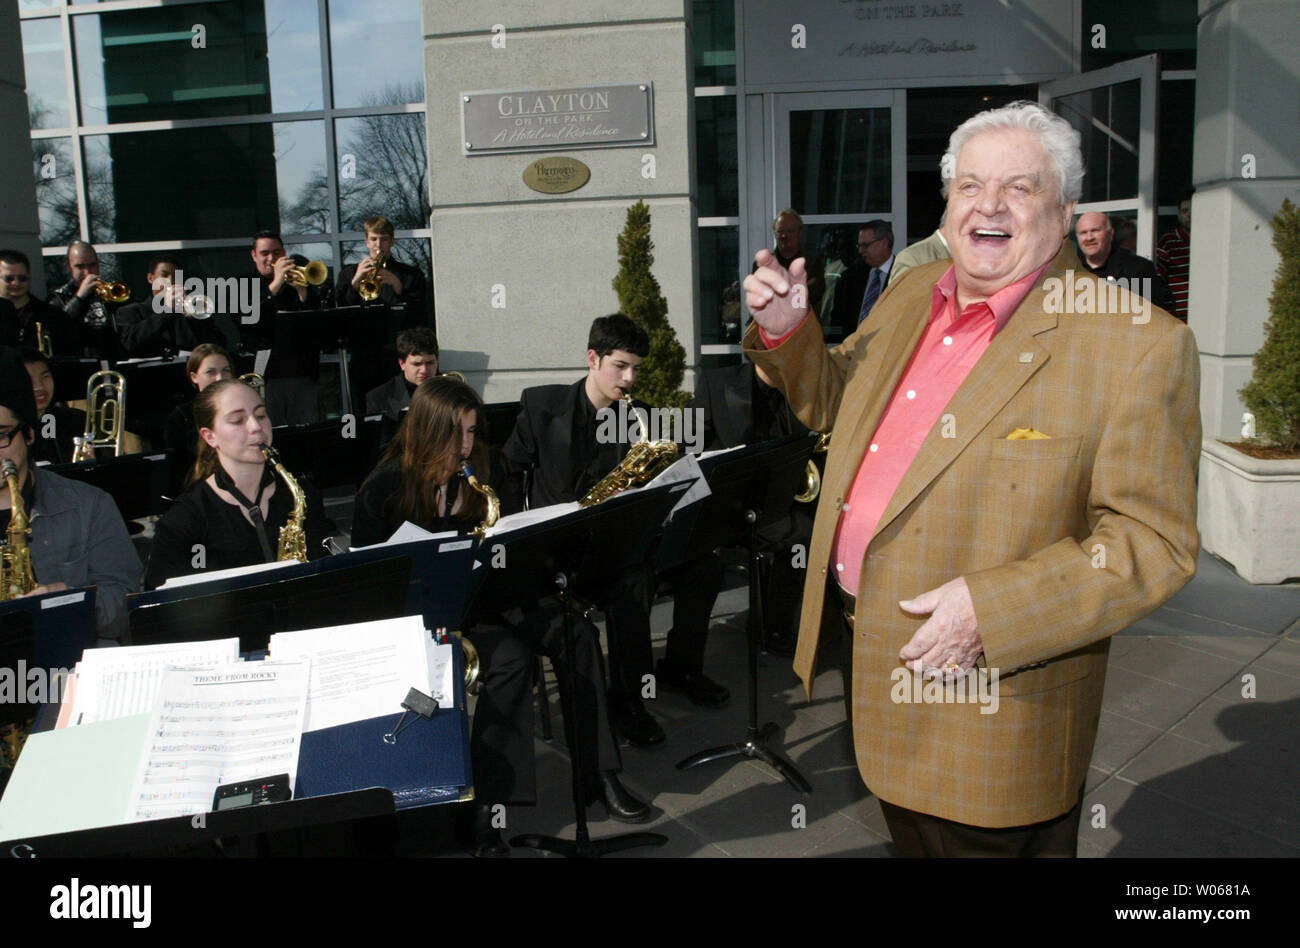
[744,242,1201,827]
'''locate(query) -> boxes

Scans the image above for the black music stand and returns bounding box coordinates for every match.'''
[276,304,394,417]
[114,358,189,442]
[471,483,689,857]
[672,434,816,794]
[48,452,172,522]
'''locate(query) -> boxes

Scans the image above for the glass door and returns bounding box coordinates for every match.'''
[768,90,906,340]
[1038,54,1160,257]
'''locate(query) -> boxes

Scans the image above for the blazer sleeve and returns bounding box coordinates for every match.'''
[84,490,143,640]
[498,392,539,515]
[965,322,1201,673]
[349,470,400,549]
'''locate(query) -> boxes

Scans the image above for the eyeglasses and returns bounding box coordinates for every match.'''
[857,237,887,250]
[1,274,30,283]
[0,424,25,448]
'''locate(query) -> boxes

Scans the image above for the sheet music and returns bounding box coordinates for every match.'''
[69,639,242,726]
[647,453,711,516]
[348,520,456,551]
[159,559,297,588]
[126,661,309,823]
[483,501,581,536]
[268,616,436,731]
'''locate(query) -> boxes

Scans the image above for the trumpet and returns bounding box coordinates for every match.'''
[34,321,53,358]
[357,251,389,302]
[71,369,125,462]
[94,280,131,303]
[286,259,329,288]
[181,294,215,319]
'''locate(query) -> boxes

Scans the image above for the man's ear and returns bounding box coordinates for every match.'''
[1060,202,1077,236]
[586,349,600,373]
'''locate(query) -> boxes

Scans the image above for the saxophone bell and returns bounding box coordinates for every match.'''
[258,442,308,563]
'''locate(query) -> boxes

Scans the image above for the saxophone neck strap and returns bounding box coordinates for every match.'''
[215,463,277,562]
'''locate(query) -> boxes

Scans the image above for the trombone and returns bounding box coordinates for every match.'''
[357,251,388,302]
[94,280,131,303]
[71,369,125,462]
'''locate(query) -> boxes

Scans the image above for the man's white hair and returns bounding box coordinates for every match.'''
[939,101,1084,204]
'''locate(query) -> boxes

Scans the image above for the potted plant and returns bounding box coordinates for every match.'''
[1198,198,1300,583]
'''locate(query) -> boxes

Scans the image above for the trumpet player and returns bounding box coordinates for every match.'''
[49,241,123,362]
[0,249,74,354]
[114,254,231,358]
[336,216,426,323]
[0,347,140,641]
[248,230,322,425]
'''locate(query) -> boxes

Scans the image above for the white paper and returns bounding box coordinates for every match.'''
[69,638,242,726]
[126,661,309,823]
[647,452,711,517]
[268,616,435,731]
[348,520,457,551]
[426,641,455,707]
[483,501,581,536]
[159,559,297,588]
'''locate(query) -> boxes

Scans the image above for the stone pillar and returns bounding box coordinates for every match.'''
[422,2,696,401]
[0,8,43,292]
[1191,0,1300,440]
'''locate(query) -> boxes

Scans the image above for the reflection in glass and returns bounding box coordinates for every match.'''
[1052,80,1140,204]
[698,227,740,346]
[85,125,280,243]
[328,0,423,109]
[23,17,70,128]
[692,0,736,87]
[19,0,61,11]
[32,139,79,247]
[274,121,329,234]
[790,109,891,215]
[696,96,738,219]
[335,111,429,231]
[266,0,324,112]
[74,3,276,125]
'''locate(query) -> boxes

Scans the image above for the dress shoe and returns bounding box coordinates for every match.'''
[655,659,730,708]
[763,630,798,658]
[472,803,510,858]
[590,771,652,823]
[610,693,666,747]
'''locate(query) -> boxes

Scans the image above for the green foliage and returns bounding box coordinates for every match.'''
[612,200,689,408]
[1240,198,1300,453]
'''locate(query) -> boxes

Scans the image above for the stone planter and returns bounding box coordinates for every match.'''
[1198,439,1300,584]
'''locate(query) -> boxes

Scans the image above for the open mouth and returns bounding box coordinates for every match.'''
[971,228,1012,245]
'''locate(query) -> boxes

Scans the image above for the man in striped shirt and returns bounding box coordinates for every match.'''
[1156,192,1193,322]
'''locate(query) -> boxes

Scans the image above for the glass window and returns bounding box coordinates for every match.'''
[73,1,300,125]
[32,138,80,247]
[693,0,736,87]
[327,0,423,109]
[1081,0,1197,71]
[19,1,62,10]
[85,124,283,243]
[789,108,891,215]
[266,0,325,112]
[274,120,330,235]
[1158,79,1195,209]
[335,113,428,231]
[698,226,740,346]
[23,17,70,129]
[696,95,738,218]
[1053,79,1141,203]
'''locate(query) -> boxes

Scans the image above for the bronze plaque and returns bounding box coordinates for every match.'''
[522,157,591,194]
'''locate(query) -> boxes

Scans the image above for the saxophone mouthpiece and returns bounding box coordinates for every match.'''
[1,460,16,479]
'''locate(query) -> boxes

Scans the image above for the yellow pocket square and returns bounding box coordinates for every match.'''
[1005,427,1051,440]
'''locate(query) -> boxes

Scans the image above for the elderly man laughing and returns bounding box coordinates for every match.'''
[742,101,1200,857]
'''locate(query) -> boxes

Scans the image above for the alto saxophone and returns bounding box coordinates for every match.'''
[578,395,679,507]
[1,459,36,599]
[459,459,500,539]
[258,443,308,562]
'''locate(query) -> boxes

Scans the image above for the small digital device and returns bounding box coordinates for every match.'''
[212,774,292,811]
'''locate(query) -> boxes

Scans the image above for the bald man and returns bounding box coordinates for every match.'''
[1074,213,1175,315]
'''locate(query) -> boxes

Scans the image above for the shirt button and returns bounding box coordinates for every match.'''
[835,563,844,572]
[906,390,916,400]
[943,336,953,346]
[869,443,878,452]
[842,502,851,512]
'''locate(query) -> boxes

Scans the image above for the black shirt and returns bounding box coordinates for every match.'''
[144,467,330,589]
[31,404,87,465]
[1082,246,1177,316]
[350,460,474,548]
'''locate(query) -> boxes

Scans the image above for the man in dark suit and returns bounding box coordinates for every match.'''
[829,220,895,338]
[0,250,76,355]
[364,327,440,421]
[335,215,427,327]
[1075,212,1176,314]
[114,253,232,357]
[690,361,818,656]
[247,230,324,425]
[500,314,729,747]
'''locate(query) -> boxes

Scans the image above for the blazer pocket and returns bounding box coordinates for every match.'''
[989,435,1083,461]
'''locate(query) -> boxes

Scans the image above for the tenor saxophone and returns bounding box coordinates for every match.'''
[578,395,679,507]
[258,443,308,562]
[1,459,36,600]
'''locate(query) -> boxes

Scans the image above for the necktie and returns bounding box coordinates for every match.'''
[857,269,883,325]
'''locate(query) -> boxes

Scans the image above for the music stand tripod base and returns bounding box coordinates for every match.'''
[676,508,812,796]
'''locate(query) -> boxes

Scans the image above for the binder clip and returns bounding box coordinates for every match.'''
[383,687,440,745]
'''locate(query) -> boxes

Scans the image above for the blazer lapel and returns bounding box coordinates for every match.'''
[870,266,1065,540]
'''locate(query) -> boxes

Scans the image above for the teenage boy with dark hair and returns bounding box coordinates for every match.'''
[364,326,441,422]
[501,314,729,747]
[20,348,86,465]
